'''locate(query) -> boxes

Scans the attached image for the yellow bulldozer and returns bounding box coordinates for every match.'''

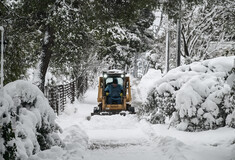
[91,70,135,116]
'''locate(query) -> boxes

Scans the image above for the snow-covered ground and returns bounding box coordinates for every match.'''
[31,87,235,160]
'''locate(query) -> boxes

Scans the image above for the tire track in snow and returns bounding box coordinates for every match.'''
[56,101,235,160]
[138,120,190,160]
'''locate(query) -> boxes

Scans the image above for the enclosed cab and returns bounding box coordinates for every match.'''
[92,70,134,115]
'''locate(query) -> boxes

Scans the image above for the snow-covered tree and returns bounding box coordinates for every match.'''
[0,80,63,159]
[180,0,235,62]
[147,0,235,72]
[1,0,159,90]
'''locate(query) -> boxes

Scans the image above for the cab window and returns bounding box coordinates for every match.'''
[106,77,123,86]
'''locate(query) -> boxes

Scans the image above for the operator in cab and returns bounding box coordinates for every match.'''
[105,78,123,104]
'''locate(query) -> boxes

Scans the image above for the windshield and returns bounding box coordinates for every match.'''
[106,77,123,86]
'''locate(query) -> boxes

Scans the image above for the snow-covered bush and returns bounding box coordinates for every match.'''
[139,56,235,131]
[225,64,235,127]
[0,80,63,159]
[0,92,17,159]
[138,89,175,124]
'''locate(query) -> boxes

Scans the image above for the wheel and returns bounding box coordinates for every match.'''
[128,107,135,114]
[120,112,126,116]
[93,106,100,113]
[91,106,100,116]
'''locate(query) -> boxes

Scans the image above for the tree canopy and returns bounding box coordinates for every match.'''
[0,0,158,87]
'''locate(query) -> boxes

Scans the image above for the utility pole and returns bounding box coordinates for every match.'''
[176,1,181,67]
[0,26,4,93]
[165,14,170,73]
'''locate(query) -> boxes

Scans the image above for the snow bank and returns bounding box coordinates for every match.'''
[0,80,63,159]
[136,68,162,102]
[140,56,235,131]
[28,146,64,160]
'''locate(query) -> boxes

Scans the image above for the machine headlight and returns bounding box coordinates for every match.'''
[121,74,124,78]
[103,74,108,78]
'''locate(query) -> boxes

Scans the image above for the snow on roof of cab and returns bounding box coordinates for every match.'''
[107,69,124,74]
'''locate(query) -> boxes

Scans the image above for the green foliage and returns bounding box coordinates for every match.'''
[0,0,43,84]
[91,0,157,25]
[1,0,158,86]
[36,121,51,151]
[96,7,155,69]
[226,63,235,127]
[139,90,176,124]
[2,122,17,160]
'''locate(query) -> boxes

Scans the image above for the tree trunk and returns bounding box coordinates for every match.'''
[181,29,189,57]
[39,25,54,93]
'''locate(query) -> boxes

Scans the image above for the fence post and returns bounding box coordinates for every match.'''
[76,78,79,99]
[50,87,56,113]
[80,77,84,96]
[58,91,60,115]
[71,81,75,103]
[61,85,65,111]
[56,87,59,115]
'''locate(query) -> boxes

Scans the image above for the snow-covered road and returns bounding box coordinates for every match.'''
[54,90,235,160]
[31,88,235,160]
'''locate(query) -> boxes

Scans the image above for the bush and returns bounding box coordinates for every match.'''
[139,56,235,131]
[225,65,235,127]
[0,92,17,160]
[139,87,176,124]
[0,80,63,159]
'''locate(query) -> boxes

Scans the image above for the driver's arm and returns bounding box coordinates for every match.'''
[120,85,123,96]
[105,85,110,96]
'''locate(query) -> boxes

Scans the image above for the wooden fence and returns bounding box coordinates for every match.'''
[44,76,88,114]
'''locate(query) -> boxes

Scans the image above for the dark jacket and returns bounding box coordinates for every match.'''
[105,84,123,100]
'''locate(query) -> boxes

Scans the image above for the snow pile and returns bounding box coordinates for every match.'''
[29,125,87,160]
[140,56,235,131]
[136,68,162,103]
[0,80,63,159]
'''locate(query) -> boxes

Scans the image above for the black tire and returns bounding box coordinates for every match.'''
[91,106,100,116]
[129,107,135,114]
[127,105,135,114]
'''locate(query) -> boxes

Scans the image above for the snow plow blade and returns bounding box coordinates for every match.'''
[91,107,135,116]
